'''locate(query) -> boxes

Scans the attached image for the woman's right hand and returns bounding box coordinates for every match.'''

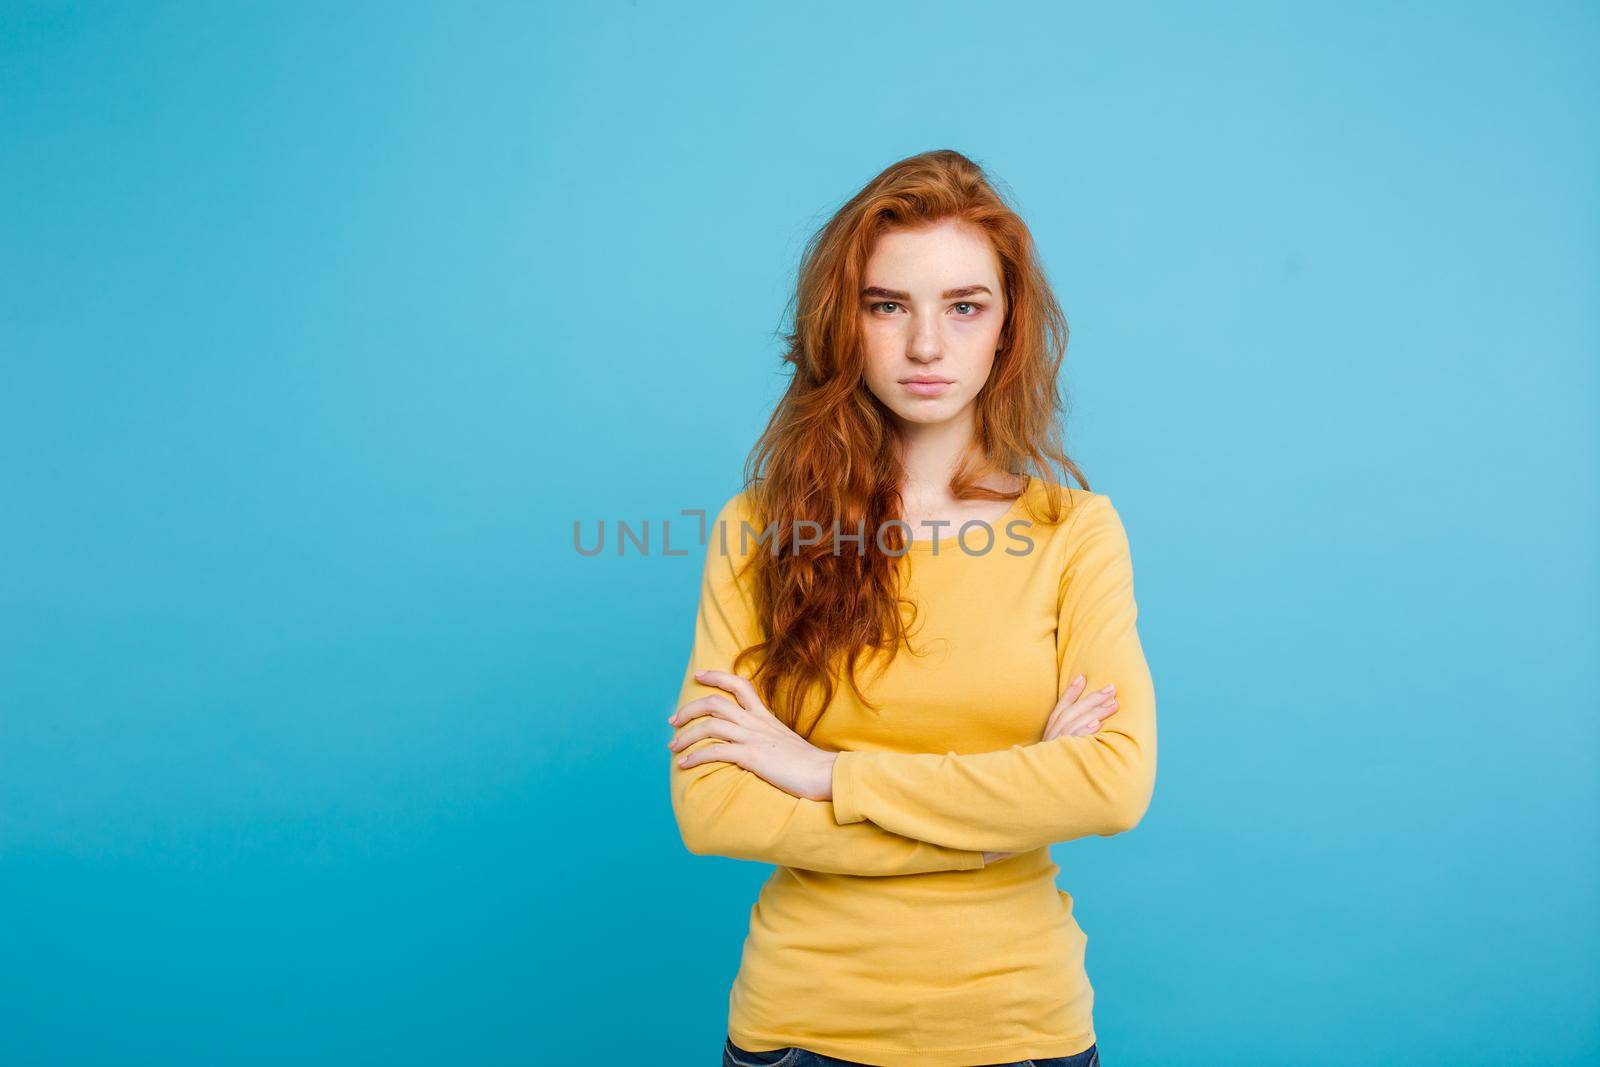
[1041,673,1120,742]
[980,677,1122,868]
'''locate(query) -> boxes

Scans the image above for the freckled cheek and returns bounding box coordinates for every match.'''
[861,338,900,380]
[954,339,999,374]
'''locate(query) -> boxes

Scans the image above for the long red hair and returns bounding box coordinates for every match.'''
[729,149,1088,732]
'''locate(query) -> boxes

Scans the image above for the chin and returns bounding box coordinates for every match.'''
[888,399,964,425]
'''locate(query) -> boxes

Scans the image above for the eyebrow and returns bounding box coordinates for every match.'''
[861,284,994,301]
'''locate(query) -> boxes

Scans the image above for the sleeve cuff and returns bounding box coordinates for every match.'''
[831,750,866,825]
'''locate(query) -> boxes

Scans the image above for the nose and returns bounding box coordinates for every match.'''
[908,312,942,362]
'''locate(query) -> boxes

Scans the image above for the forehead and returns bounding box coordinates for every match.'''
[864,219,1000,288]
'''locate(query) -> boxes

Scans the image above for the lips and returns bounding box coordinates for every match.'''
[902,378,952,396]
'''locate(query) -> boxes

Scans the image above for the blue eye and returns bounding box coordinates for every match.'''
[868,300,983,316]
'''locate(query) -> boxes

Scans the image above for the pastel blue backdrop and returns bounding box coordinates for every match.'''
[3,3,1595,1065]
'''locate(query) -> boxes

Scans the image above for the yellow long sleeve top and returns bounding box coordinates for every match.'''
[668,475,1158,1067]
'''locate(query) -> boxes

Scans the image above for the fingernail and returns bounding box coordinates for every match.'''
[677,756,688,766]
[1073,674,1085,687]
[1100,684,1115,693]
[694,668,706,676]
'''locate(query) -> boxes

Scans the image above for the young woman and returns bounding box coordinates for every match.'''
[666,149,1157,1067]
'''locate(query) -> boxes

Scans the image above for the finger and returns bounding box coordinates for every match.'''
[668,716,747,752]
[1066,695,1119,728]
[668,693,743,727]
[694,668,761,711]
[1081,682,1116,706]
[1057,674,1088,708]
[675,737,745,770]
[1060,684,1116,722]
[1049,675,1088,716]
[1064,699,1119,736]
[1049,694,1119,740]
[1044,674,1090,734]
[694,668,764,712]
[668,699,722,729]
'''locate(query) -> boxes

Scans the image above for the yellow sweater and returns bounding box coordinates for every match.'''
[668,476,1158,1066]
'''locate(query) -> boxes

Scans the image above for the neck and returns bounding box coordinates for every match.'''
[894,407,999,502]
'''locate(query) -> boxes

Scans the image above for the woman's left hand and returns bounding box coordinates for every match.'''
[668,668,836,801]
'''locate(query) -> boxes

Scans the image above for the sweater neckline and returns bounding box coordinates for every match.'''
[901,474,1034,555]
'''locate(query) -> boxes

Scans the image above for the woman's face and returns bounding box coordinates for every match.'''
[859,218,1007,429]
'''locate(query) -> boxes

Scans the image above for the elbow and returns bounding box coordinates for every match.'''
[671,764,751,860]
[673,802,709,856]
[670,742,733,858]
[677,824,717,858]
[1100,793,1150,836]
[1099,765,1156,837]
[671,789,723,858]
[669,739,781,863]
[676,805,768,865]
[677,817,733,861]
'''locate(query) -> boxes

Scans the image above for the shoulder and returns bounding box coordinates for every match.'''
[703,485,768,569]
[1018,482,1138,583]
[1023,479,1122,537]
[712,485,762,531]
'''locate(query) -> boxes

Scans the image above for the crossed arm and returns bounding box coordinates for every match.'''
[666,491,1157,874]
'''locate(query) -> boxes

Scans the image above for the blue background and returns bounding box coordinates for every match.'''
[3,2,1596,1064]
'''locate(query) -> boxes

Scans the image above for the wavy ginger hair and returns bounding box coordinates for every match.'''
[729,149,1088,734]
